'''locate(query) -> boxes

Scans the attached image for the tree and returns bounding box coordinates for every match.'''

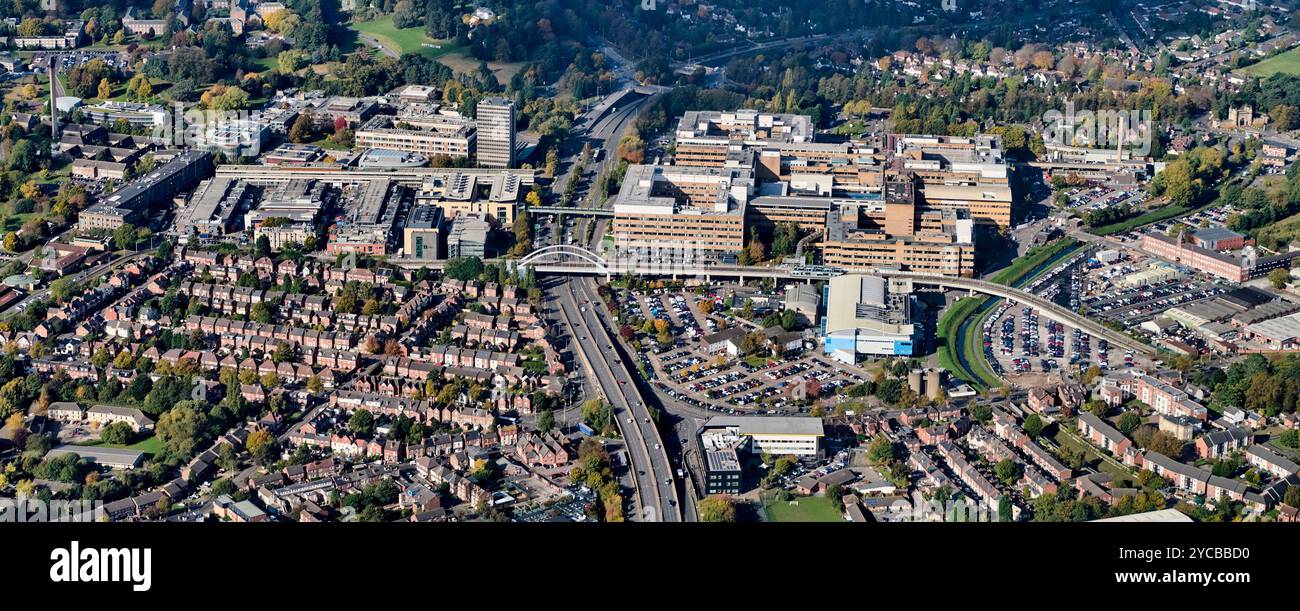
[247,428,277,464]
[157,404,206,460]
[250,301,274,324]
[306,376,324,394]
[1285,484,1300,509]
[1117,411,1142,436]
[49,277,82,303]
[260,372,280,389]
[277,49,309,74]
[262,9,300,35]
[580,399,613,434]
[114,223,139,250]
[255,234,272,258]
[349,409,374,436]
[135,75,153,100]
[867,435,896,465]
[994,459,1023,485]
[698,495,737,522]
[97,78,113,100]
[288,113,314,144]
[537,409,555,433]
[100,421,134,445]
[1023,413,1044,438]
[1269,268,1291,289]
[443,256,484,281]
[1148,430,1184,459]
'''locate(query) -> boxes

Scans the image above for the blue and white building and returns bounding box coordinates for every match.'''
[822,273,916,362]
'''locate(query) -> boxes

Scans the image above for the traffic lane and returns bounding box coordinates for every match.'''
[570,282,680,518]
[567,292,676,521]
[564,283,680,520]
[554,286,662,521]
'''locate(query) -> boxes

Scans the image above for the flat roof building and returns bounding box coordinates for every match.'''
[476,97,516,168]
[611,164,753,259]
[402,205,446,260]
[822,274,917,360]
[47,445,145,470]
[79,150,214,232]
[356,114,476,160]
[699,415,824,457]
[447,213,490,259]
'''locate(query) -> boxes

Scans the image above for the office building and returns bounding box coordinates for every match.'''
[699,416,824,457]
[415,172,521,226]
[447,213,490,258]
[886,134,1013,227]
[476,97,516,168]
[703,448,743,495]
[80,101,169,129]
[674,109,813,166]
[355,114,476,160]
[189,119,270,158]
[402,206,446,260]
[818,182,976,277]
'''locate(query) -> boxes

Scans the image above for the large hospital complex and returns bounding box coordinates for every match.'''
[610,110,1011,277]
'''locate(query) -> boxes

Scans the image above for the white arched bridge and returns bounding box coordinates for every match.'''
[400,245,1155,355]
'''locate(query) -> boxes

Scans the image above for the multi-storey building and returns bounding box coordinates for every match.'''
[611,164,753,259]
[78,150,214,231]
[818,183,976,277]
[475,97,516,168]
[355,114,476,160]
[415,172,521,226]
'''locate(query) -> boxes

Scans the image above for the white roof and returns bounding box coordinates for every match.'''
[1090,508,1194,523]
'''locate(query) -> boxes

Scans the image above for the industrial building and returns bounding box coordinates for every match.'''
[822,273,918,361]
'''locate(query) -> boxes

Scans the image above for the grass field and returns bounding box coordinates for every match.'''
[1241,46,1300,77]
[78,435,163,457]
[349,17,525,82]
[763,495,842,522]
[351,16,460,59]
[936,295,999,391]
[936,237,1081,390]
[1252,210,1300,251]
[1053,426,1133,483]
[987,237,1080,286]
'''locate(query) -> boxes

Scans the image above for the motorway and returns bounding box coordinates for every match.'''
[550,278,682,522]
